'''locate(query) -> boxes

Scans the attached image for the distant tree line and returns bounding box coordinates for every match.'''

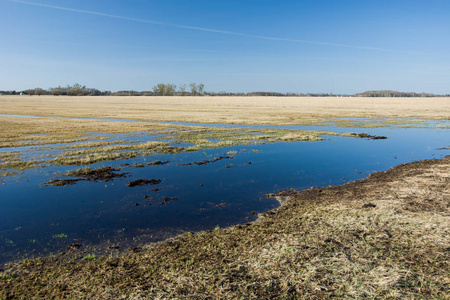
[0,84,111,96]
[151,83,205,96]
[247,92,340,97]
[50,84,112,96]
[355,90,437,97]
[0,86,448,97]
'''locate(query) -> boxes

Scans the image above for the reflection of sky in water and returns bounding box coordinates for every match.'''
[0,117,449,264]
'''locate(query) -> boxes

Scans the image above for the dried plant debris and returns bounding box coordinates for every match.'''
[181,156,234,166]
[127,179,162,187]
[147,160,170,166]
[161,197,178,205]
[343,132,388,139]
[43,166,129,186]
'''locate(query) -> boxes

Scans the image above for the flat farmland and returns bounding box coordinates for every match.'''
[1,95,449,125]
[1,95,449,299]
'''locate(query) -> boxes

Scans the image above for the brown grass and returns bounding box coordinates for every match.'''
[0,117,337,172]
[1,95,449,125]
[1,157,448,299]
[0,116,174,148]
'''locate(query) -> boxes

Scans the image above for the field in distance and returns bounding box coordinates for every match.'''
[1,95,449,126]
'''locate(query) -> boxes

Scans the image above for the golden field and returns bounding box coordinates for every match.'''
[1,95,449,125]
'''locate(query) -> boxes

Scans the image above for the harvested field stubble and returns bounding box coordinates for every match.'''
[1,95,449,125]
[1,157,448,299]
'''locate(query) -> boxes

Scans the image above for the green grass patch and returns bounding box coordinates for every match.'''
[82,254,96,261]
[52,233,68,239]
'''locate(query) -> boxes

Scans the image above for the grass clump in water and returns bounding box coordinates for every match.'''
[52,234,68,239]
[43,166,130,186]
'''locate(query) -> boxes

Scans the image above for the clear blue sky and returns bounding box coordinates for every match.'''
[1,0,449,94]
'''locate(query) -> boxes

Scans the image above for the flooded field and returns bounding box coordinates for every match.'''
[0,115,448,265]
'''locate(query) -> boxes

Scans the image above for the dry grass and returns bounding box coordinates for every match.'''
[1,95,449,126]
[1,157,448,299]
[0,116,174,148]
[1,96,448,298]
[0,117,338,172]
[1,96,447,174]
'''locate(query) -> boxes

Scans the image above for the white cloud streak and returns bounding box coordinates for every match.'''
[6,0,428,55]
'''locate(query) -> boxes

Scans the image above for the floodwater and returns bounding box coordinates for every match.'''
[0,118,449,264]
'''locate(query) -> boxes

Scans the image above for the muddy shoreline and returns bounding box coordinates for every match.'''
[1,156,448,299]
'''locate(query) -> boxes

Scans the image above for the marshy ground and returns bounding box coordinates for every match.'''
[1,157,448,299]
[0,96,449,298]
[0,115,339,175]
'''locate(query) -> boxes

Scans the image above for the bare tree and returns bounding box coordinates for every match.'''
[153,84,164,96]
[153,83,177,96]
[51,87,63,96]
[179,84,187,96]
[197,83,204,96]
[189,82,198,95]
[67,83,85,96]
[34,88,46,96]
[166,84,176,96]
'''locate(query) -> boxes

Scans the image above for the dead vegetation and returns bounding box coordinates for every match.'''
[43,166,129,186]
[1,95,449,125]
[0,117,338,175]
[127,178,162,187]
[0,116,173,149]
[1,157,448,299]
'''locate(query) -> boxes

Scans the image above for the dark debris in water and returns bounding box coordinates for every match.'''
[147,160,170,166]
[347,133,388,140]
[127,179,162,187]
[43,179,81,186]
[67,243,81,250]
[181,156,234,166]
[161,197,178,205]
[225,162,252,169]
[43,167,130,187]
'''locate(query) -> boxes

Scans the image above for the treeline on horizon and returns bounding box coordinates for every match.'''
[0,84,448,97]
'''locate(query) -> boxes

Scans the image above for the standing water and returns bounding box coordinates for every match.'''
[0,122,448,265]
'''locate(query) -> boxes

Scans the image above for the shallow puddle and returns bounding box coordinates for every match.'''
[0,120,449,265]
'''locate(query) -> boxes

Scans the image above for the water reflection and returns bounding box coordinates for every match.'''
[0,122,448,264]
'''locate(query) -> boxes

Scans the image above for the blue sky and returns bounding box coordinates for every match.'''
[1,0,449,93]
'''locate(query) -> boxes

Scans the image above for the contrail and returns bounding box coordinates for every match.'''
[6,0,427,55]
